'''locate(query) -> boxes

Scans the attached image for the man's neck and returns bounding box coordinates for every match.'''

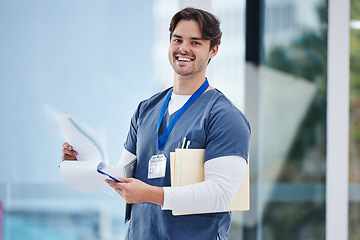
[173,73,207,95]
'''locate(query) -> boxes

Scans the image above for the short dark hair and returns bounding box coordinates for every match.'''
[169,7,222,50]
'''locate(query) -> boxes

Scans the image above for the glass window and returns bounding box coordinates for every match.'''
[0,1,155,239]
[242,0,328,239]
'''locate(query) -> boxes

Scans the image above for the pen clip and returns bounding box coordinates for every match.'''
[181,137,187,149]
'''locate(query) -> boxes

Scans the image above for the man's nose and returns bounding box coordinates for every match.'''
[179,42,190,53]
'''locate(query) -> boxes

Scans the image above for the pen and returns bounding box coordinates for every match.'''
[97,169,123,183]
[185,140,191,149]
[181,137,187,149]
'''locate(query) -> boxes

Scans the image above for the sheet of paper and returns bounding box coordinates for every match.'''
[56,114,124,194]
[60,161,107,192]
[60,161,124,194]
[55,114,108,163]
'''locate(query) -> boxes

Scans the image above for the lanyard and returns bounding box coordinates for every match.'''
[157,79,209,150]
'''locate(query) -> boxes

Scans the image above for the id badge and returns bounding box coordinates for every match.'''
[148,154,167,179]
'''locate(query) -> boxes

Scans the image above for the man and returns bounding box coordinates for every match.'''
[62,7,250,240]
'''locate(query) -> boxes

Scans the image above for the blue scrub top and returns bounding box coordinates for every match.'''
[124,87,251,240]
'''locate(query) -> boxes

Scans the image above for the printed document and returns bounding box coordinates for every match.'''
[56,114,123,195]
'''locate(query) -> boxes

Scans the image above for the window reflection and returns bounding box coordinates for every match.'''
[244,0,328,239]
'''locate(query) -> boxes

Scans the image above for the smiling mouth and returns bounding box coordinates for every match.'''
[175,54,194,62]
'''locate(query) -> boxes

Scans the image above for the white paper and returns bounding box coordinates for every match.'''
[56,114,124,194]
[59,161,107,192]
[55,114,108,163]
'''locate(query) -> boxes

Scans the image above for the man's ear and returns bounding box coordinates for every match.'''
[209,45,219,60]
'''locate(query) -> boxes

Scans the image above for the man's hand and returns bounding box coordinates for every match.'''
[106,178,164,206]
[61,142,78,161]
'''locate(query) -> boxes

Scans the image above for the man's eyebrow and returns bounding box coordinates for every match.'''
[172,34,205,41]
[191,37,205,41]
[172,34,183,39]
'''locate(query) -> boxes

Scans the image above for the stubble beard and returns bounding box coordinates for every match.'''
[170,54,209,77]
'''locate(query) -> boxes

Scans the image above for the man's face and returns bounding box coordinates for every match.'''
[168,20,217,77]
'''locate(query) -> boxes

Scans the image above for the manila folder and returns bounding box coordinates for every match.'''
[170,149,249,216]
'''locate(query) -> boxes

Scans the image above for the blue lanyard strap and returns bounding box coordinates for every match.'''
[157,79,209,150]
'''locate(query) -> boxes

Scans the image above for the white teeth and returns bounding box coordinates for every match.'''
[178,57,192,62]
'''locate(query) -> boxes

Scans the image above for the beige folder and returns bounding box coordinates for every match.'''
[170,149,249,216]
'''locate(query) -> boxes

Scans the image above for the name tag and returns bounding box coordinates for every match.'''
[148,154,167,179]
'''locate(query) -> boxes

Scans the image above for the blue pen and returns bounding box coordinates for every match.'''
[97,169,123,183]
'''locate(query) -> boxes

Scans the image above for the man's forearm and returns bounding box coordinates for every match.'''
[147,185,164,206]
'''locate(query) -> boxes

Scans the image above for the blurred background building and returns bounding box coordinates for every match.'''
[0,0,357,239]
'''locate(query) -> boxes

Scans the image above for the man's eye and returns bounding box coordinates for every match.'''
[173,39,181,43]
[192,41,200,45]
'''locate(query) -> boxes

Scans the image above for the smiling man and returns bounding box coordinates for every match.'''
[62,7,251,240]
[169,20,217,79]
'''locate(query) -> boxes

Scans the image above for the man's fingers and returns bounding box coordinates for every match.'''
[105,180,131,202]
[61,154,77,161]
[106,180,128,193]
[61,154,77,160]
[106,179,122,186]
[63,142,75,151]
[105,181,123,195]
[62,147,78,156]
[61,143,78,161]
[117,177,129,183]
[63,142,72,150]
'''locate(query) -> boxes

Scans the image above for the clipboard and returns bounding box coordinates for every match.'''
[170,149,249,216]
[123,158,137,223]
[123,157,137,178]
